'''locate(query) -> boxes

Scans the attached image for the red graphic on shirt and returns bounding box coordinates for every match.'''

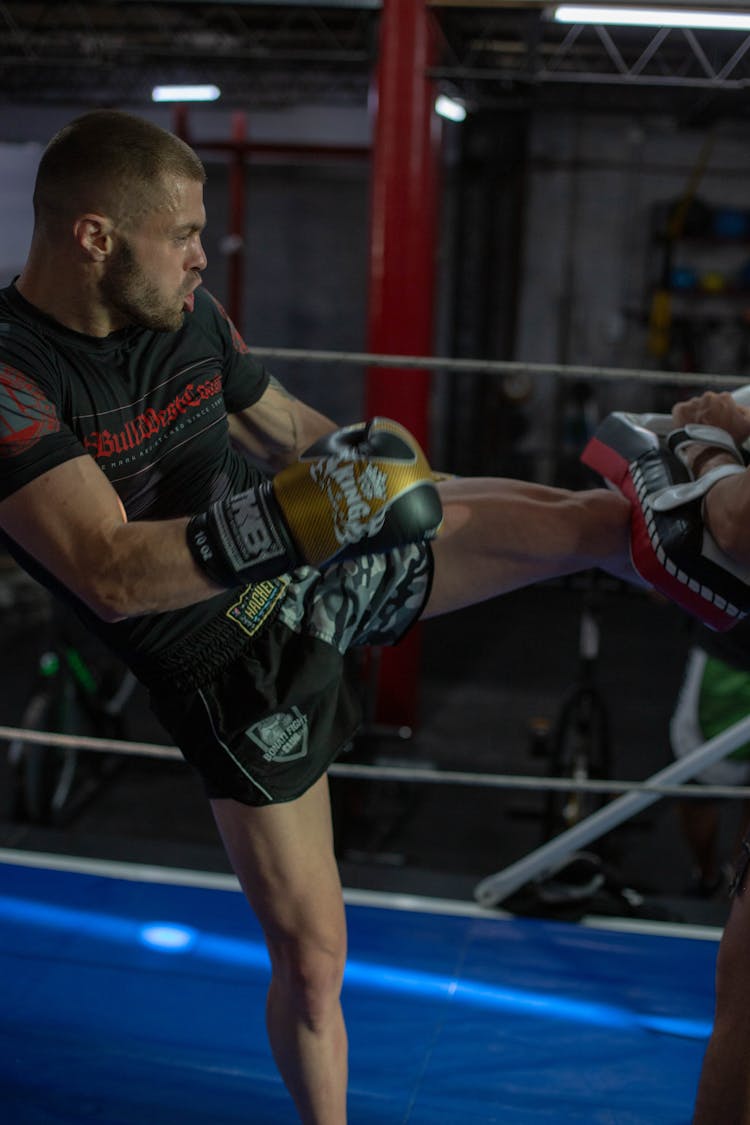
[0,364,60,455]
[82,372,223,460]
[208,293,251,355]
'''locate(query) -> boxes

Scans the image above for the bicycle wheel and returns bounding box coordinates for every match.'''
[542,685,612,841]
[13,677,87,826]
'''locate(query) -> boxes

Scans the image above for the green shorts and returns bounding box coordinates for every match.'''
[671,646,750,786]
[145,544,433,805]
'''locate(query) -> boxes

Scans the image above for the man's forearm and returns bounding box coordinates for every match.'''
[90,517,228,621]
[230,380,338,472]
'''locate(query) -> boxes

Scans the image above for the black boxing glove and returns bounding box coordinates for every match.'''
[187,416,444,587]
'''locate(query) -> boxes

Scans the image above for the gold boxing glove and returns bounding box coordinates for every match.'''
[187,417,443,586]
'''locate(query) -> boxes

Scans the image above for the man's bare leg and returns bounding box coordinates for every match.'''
[208,478,631,1122]
[426,478,632,617]
[211,776,348,1125]
[693,878,750,1123]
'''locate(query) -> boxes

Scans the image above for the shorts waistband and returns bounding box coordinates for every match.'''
[133,578,289,694]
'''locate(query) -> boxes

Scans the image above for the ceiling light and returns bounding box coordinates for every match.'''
[435,94,467,122]
[151,84,221,103]
[553,6,750,30]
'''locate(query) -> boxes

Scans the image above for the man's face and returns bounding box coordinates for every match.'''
[100,175,207,332]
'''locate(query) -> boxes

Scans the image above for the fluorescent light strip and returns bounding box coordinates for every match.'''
[554,6,750,30]
[152,84,221,103]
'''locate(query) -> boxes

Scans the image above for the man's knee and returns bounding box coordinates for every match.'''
[268,929,347,1030]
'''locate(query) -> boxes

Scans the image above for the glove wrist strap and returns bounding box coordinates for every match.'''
[651,463,746,512]
[668,423,745,469]
[187,483,298,587]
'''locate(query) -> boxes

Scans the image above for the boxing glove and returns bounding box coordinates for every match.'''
[187,417,443,587]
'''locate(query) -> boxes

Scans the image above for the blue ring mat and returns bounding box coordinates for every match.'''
[0,854,718,1124]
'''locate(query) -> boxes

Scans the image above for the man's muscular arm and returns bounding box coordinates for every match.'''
[672,391,750,563]
[0,382,442,620]
[0,378,340,622]
[0,454,219,622]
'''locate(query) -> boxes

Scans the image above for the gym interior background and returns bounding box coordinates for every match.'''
[2,0,750,927]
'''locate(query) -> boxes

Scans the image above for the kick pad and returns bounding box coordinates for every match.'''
[582,412,750,633]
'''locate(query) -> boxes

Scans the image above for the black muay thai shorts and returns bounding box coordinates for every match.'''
[142,544,433,806]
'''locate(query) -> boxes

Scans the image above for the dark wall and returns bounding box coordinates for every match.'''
[201,158,371,426]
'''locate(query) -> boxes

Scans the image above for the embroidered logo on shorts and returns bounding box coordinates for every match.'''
[245,707,309,763]
[226,578,288,637]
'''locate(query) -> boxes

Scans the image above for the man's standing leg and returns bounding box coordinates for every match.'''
[204,475,632,1123]
[693,862,750,1124]
[211,775,348,1125]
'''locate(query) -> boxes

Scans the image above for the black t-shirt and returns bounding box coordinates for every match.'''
[0,282,271,662]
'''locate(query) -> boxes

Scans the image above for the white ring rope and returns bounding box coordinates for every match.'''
[248,345,747,391]
[1,347,745,909]
[1,724,748,801]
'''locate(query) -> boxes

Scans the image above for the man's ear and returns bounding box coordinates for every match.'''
[73,214,113,262]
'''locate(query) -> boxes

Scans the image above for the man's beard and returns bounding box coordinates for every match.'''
[101,238,186,332]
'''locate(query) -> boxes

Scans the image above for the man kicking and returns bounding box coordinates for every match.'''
[0,109,641,1124]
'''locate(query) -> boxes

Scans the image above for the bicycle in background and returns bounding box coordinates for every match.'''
[6,600,137,826]
[531,573,614,842]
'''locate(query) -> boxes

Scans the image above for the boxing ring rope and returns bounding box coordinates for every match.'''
[247,344,750,391]
[3,722,750,801]
[4,348,750,912]
[4,713,750,911]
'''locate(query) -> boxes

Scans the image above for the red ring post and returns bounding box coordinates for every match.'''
[366,0,442,726]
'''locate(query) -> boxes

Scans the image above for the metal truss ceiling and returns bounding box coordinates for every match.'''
[1,2,750,120]
[432,5,750,120]
[0,1,379,108]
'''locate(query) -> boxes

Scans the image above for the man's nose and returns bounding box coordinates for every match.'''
[190,236,207,271]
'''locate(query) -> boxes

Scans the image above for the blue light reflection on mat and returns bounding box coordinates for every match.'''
[0,891,712,1039]
[0,860,717,1122]
[141,923,197,951]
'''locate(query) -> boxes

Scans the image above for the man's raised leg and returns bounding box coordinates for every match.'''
[425,477,632,617]
[211,775,348,1125]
